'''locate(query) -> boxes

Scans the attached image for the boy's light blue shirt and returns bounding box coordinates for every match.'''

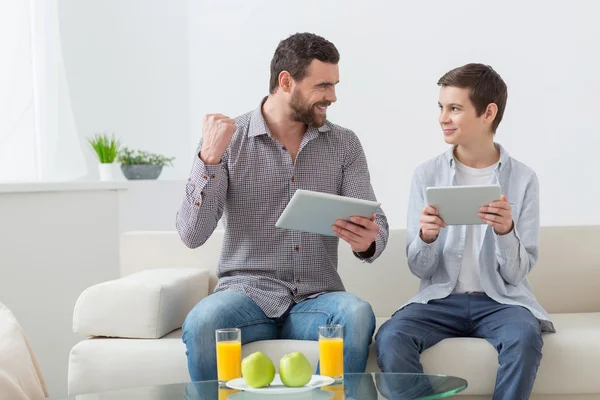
[404,143,555,332]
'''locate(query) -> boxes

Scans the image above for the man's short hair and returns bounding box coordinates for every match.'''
[269,32,340,94]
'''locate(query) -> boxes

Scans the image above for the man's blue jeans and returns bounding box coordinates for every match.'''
[182,290,376,382]
[374,294,543,400]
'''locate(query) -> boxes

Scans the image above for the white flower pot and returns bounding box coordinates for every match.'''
[98,163,117,181]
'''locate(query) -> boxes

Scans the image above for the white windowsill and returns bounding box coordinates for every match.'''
[0,181,129,194]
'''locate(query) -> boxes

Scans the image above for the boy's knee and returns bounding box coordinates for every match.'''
[500,322,543,363]
[375,319,413,353]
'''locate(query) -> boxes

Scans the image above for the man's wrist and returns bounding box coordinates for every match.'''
[199,151,221,165]
[354,241,376,258]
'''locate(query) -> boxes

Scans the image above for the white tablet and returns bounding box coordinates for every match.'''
[425,185,501,225]
[275,189,381,236]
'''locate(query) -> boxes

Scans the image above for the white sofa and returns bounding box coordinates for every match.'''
[68,227,600,397]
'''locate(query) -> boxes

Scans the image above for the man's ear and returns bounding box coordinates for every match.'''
[278,71,293,93]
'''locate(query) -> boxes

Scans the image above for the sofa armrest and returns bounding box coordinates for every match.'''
[73,268,209,339]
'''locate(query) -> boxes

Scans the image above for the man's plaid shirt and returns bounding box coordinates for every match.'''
[176,99,389,317]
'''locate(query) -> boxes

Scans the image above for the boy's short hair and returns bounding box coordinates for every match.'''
[438,63,508,133]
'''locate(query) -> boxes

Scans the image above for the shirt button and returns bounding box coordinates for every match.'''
[296,279,301,284]
[211,175,216,179]
[282,146,287,151]
[294,245,300,252]
[194,201,200,207]
[291,177,295,182]
[202,175,208,180]
[458,254,463,259]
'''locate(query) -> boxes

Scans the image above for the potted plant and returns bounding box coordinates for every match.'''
[88,133,121,181]
[117,147,175,180]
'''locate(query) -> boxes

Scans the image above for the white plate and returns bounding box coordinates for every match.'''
[226,374,335,395]
[227,389,333,400]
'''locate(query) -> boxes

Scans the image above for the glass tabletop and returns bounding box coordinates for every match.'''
[54,373,467,400]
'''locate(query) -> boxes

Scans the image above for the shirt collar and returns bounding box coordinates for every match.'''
[248,96,331,138]
[445,142,509,172]
[248,98,270,137]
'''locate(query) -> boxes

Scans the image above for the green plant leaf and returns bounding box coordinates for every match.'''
[87,133,121,163]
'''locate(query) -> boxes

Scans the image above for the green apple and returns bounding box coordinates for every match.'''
[279,352,313,387]
[241,352,275,388]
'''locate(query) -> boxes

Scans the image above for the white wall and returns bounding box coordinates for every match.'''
[58,0,191,181]
[0,188,122,397]
[189,0,600,227]
[59,0,600,230]
[0,183,186,398]
[118,180,187,233]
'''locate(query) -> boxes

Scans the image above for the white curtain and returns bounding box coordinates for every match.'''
[0,302,48,400]
[0,0,86,182]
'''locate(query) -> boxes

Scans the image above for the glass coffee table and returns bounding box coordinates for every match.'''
[54,373,467,399]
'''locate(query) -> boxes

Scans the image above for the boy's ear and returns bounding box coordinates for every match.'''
[484,103,498,123]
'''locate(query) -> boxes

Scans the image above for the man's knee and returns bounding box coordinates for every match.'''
[350,298,376,328]
[182,291,247,339]
[183,300,217,341]
[336,294,376,336]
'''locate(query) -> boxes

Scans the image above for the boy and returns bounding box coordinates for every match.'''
[375,63,554,400]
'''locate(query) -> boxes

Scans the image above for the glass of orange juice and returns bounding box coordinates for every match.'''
[318,324,344,382]
[215,328,241,384]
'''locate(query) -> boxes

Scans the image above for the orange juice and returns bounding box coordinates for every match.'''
[218,388,240,400]
[321,384,345,399]
[216,340,241,381]
[319,337,344,378]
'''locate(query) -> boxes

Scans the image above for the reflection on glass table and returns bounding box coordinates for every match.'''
[54,373,467,400]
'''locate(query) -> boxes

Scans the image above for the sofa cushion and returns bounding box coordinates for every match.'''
[68,329,190,395]
[69,313,600,396]
[533,313,600,394]
[420,313,600,395]
[73,268,209,339]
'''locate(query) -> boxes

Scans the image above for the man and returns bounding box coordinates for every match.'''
[375,63,554,400]
[177,32,389,382]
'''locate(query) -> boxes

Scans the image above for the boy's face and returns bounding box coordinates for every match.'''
[438,86,492,145]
